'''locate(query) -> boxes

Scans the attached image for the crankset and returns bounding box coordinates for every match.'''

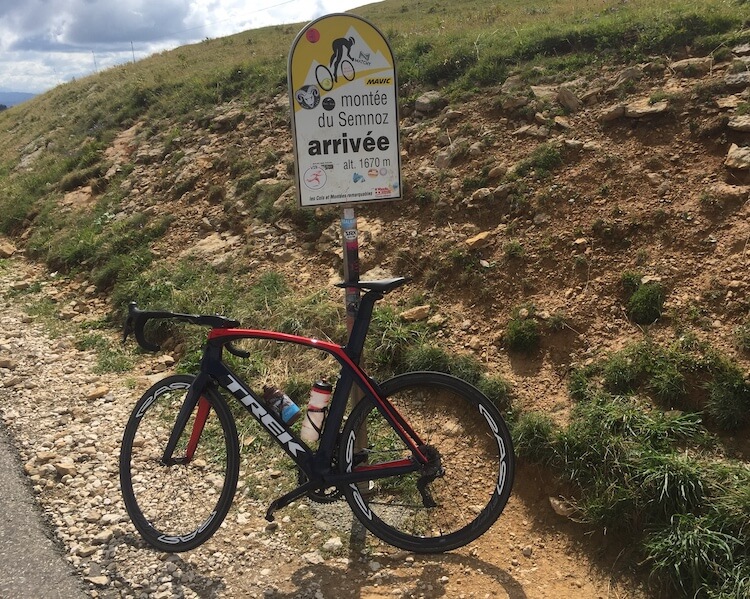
[297,457,343,503]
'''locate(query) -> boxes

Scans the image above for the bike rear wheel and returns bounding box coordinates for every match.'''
[119,374,240,552]
[340,371,514,553]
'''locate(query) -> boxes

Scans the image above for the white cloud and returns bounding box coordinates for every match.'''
[0,0,375,93]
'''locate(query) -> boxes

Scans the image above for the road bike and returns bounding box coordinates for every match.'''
[119,277,515,553]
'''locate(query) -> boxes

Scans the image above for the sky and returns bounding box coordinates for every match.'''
[0,0,375,94]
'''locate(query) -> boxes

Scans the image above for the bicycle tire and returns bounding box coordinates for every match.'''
[119,374,240,552]
[340,59,355,82]
[315,64,334,91]
[340,371,514,553]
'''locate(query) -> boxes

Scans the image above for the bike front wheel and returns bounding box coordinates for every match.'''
[340,372,514,553]
[119,374,240,552]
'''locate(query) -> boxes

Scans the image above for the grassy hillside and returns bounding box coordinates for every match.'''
[1,0,750,597]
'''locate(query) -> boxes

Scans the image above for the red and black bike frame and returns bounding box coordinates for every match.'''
[159,288,429,518]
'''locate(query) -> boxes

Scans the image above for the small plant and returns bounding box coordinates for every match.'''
[545,312,568,332]
[515,143,563,178]
[462,175,487,191]
[505,312,540,354]
[649,89,668,104]
[699,191,724,212]
[705,363,750,431]
[620,273,665,325]
[503,240,524,259]
[207,185,225,203]
[628,282,666,325]
[412,186,438,206]
[511,411,557,463]
[733,318,750,353]
[602,349,643,394]
[573,254,589,270]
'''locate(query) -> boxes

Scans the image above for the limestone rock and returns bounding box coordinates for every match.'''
[414,91,446,115]
[725,144,750,170]
[399,305,431,322]
[0,240,15,258]
[670,56,713,76]
[624,99,668,117]
[710,183,749,202]
[728,115,750,132]
[465,231,493,250]
[599,104,625,122]
[725,71,750,88]
[62,186,95,209]
[531,85,558,102]
[549,496,577,518]
[557,87,581,112]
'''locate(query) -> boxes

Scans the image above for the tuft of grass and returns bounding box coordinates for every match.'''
[602,347,644,394]
[705,363,750,431]
[503,240,525,260]
[627,281,666,325]
[505,317,540,354]
[515,143,563,178]
[511,411,557,463]
[734,318,750,353]
[75,332,134,373]
[366,306,427,374]
[644,514,743,598]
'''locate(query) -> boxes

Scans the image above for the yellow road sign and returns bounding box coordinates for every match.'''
[288,13,402,207]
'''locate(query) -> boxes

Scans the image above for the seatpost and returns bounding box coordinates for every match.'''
[344,289,382,366]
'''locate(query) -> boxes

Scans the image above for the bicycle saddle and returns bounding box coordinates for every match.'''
[335,277,410,293]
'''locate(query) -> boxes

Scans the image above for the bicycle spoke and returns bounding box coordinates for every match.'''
[341,372,514,553]
[120,375,239,552]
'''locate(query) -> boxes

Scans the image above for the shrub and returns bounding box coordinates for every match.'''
[505,317,540,353]
[628,282,666,324]
[706,364,750,430]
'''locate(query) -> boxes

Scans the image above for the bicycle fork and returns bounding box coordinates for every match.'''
[161,374,212,466]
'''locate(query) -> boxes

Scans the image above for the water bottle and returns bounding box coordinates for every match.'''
[262,385,301,424]
[300,380,333,442]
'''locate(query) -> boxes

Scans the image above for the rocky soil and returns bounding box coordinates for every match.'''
[1,42,750,599]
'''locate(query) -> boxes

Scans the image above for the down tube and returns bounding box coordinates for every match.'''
[211,361,313,468]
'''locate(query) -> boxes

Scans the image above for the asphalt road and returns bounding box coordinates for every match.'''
[0,421,88,599]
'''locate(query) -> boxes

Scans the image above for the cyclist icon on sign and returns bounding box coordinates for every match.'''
[330,36,355,83]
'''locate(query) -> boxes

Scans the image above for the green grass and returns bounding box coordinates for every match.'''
[620,272,667,325]
[505,307,541,354]
[75,332,135,373]
[514,143,564,178]
[512,335,750,596]
[734,318,750,353]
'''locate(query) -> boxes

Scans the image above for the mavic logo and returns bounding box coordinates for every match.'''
[366,77,392,85]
